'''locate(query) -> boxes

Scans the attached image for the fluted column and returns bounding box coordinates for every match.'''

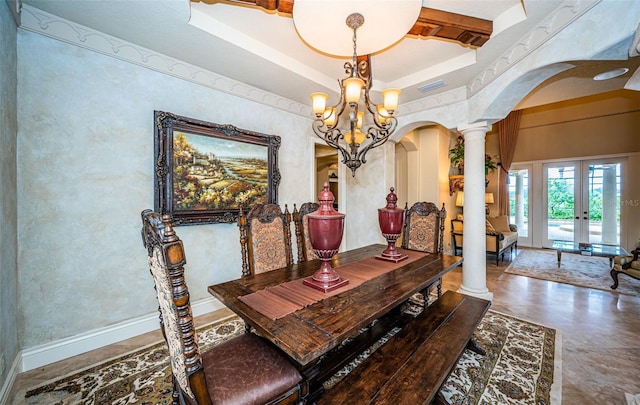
[457,121,493,301]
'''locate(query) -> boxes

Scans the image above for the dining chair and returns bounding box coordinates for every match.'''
[293,202,319,263]
[401,202,447,306]
[141,209,306,405]
[238,203,294,277]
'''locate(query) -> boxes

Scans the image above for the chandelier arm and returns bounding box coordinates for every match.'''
[354,124,396,166]
[312,119,353,168]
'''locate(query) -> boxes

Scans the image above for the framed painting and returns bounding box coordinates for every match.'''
[154,111,280,225]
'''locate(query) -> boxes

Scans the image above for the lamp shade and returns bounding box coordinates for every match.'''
[382,88,401,112]
[485,193,494,204]
[311,92,328,115]
[455,191,464,207]
[344,77,364,103]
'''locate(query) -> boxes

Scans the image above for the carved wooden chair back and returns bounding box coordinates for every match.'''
[141,209,209,404]
[293,202,320,262]
[238,203,294,276]
[141,209,305,405]
[401,202,447,253]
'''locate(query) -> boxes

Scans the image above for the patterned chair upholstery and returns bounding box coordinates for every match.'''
[401,202,446,254]
[611,249,640,289]
[141,209,306,405]
[238,204,294,277]
[401,202,446,304]
[293,202,319,263]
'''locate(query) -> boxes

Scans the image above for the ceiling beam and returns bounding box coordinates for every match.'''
[222,1,493,47]
[407,8,492,47]
[223,0,294,14]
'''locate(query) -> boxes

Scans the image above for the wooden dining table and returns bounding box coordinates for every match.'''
[207,243,463,399]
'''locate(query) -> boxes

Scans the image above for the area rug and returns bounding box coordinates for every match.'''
[16,311,561,405]
[504,248,640,296]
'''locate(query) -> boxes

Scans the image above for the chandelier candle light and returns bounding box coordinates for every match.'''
[376,187,408,262]
[310,13,401,177]
[303,183,349,293]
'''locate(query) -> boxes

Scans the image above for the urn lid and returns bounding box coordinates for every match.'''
[310,182,344,219]
[383,187,399,210]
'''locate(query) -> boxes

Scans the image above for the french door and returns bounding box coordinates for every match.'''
[508,166,532,247]
[542,158,622,247]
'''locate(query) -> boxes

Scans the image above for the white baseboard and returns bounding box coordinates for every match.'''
[0,352,21,405]
[20,297,224,372]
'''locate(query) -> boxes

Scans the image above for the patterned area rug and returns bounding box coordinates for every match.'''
[504,248,640,296]
[16,311,561,405]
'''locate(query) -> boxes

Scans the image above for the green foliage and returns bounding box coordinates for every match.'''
[448,135,497,175]
[547,179,574,219]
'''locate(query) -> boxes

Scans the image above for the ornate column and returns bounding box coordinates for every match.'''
[457,121,493,301]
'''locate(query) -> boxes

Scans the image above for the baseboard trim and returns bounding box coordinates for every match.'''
[20,297,224,372]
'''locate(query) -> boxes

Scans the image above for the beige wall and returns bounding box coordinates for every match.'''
[514,90,640,162]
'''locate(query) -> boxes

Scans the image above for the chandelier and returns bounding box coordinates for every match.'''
[310,13,401,177]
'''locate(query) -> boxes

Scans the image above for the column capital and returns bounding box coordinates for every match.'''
[457,121,490,135]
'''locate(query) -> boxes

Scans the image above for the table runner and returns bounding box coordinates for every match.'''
[239,249,427,320]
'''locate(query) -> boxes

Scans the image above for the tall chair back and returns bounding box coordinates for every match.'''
[293,202,320,262]
[141,209,305,404]
[401,202,446,253]
[238,203,293,277]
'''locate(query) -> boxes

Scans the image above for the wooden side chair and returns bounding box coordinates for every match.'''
[238,203,294,277]
[141,209,306,405]
[401,202,447,305]
[293,202,319,263]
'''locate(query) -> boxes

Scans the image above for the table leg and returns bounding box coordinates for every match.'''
[556,250,561,267]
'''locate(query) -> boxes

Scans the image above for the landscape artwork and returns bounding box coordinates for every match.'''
[154,111,280,225]
[172,131,268,211]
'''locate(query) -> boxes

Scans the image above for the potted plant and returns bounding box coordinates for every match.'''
[448,135,498,175]
[448,136,465,173]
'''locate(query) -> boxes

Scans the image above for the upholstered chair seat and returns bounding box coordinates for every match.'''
[611,249,640,289]
[201,333,304,404]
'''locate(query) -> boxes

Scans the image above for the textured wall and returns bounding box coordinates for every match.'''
[16,31,313,348]
[0,0,19,388]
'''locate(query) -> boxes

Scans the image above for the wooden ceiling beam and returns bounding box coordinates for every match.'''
[408,7,492,47]
[224,0,293,14]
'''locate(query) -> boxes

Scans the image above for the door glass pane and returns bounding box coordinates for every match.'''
[587,163,620,244]
[547,166,575,242]
[508,169,529,238]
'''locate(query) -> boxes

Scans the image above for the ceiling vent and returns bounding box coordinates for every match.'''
[417,80,446,93]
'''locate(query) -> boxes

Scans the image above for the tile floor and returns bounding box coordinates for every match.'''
[9,248,640,404]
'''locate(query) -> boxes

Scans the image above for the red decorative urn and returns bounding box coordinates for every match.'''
[375,187,408,262]
[303,182,349,293]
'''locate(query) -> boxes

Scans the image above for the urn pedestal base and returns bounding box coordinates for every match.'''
[374,252,408,263]
[303,276,350,293]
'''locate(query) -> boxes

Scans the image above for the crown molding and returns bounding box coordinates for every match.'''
[467,0,601,96]
[399,86,468,115]
[18,4,311,118]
